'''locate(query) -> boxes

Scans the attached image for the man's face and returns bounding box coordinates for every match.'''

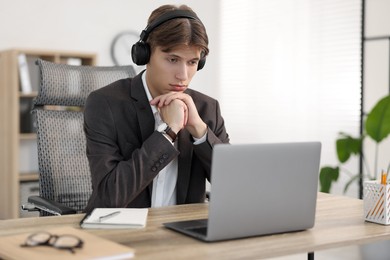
[145,44,202,98]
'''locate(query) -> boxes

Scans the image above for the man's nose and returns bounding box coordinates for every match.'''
[175,62,189,81]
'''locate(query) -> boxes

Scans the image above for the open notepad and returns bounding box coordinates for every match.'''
[80,208,148,229]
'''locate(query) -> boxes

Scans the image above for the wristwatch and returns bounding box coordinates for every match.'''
[157,123,177,142]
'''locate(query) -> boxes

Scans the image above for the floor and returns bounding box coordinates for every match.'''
[266,241,390,260]
[266,246,361,260]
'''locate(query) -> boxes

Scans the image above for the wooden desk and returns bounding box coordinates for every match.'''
[1,193,390,259]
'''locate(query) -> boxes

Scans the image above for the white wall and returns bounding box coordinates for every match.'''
[0,0,220,98]
[366,0,390,37]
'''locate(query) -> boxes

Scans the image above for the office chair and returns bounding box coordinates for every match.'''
[22,59,136,216]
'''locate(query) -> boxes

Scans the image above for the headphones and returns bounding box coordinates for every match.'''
[131,10,206,71]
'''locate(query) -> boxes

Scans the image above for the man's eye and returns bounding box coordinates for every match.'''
[168,58,177,63]
[189,60,198,66]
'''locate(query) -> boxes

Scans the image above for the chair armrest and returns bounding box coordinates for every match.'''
[26,196,77,215]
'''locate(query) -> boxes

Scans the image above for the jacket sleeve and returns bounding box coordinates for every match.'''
[84,91,179,209]
[192,98,230,179]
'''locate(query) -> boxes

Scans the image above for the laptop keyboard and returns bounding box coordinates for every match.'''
[186,226,208,236]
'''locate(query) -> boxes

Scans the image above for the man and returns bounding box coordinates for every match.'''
[83,4,229,212]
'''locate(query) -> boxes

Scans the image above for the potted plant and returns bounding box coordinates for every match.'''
[319,94,390,194]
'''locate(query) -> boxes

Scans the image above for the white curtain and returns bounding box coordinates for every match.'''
[219,0,362,196]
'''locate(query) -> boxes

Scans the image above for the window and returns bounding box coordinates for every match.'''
[219,0,362,196]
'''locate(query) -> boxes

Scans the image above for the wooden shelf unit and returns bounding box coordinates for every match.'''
[0,49,96,219]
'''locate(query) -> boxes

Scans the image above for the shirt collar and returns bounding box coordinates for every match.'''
[142,71,158,114]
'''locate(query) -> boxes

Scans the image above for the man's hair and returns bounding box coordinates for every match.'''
[146,5,209,58]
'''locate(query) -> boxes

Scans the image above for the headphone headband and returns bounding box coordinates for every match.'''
[140,10,199,42]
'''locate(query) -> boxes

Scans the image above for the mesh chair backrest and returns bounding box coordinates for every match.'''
[33,59,136,213]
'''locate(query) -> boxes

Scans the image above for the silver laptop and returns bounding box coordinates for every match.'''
[163,142,321,242]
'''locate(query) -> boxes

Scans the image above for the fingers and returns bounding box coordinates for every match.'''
[150,92,192,108]
[150,93,175,107]
[151,92,194,132]
[159,99,188,133]
[183,104,189,126]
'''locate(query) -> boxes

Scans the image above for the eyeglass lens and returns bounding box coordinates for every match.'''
[25,232,51,246]
[52,235,82,249]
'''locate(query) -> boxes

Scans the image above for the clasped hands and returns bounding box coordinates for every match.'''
[150,92,207,139]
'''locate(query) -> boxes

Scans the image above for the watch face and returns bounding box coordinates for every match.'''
[157,123,168,132]
[110,31,145,72]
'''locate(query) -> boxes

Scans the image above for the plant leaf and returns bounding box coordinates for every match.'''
[319,166,339,193]
[366,95,390,143]
[336,134,362,163]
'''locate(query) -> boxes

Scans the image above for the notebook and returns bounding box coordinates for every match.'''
[164,142,321,242]
[80,208,148,229]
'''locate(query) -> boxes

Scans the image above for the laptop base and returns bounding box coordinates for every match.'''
[164,219,210,242]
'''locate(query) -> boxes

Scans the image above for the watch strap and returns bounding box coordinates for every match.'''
[164,126,177,142]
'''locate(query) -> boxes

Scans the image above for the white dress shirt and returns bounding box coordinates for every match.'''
[142,71,207,207]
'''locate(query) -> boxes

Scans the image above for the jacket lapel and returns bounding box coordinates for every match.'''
[129,72,155,197]
[130,72,155,142]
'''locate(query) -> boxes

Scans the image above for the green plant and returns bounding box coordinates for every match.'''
[320,94,390,193]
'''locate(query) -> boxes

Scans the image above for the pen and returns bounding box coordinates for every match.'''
[381,170,387,185]
[99,211,121,222]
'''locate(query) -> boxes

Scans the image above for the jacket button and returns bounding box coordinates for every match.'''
[151,166,157,172]
[162,154,168,159]
[159,159,164,163]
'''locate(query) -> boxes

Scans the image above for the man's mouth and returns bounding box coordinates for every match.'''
[170,84,187,91]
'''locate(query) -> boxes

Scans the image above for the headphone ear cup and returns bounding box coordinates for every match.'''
[131,42,151,65]
[197,58,206,71]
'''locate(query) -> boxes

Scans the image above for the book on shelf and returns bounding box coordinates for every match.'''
[59,57,82,65]
[0,226,135,259]
[67,57,82,65]
[18,53,32,93]
[80,208,148,229]
[26,55,41,92]
[20,97,36,133]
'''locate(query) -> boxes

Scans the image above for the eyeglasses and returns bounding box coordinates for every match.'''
[20,231,83,254]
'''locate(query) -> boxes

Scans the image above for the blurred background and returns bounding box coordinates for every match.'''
[1,0,389,199]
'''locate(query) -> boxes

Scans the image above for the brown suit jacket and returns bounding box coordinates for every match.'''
[83,72,229,212]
